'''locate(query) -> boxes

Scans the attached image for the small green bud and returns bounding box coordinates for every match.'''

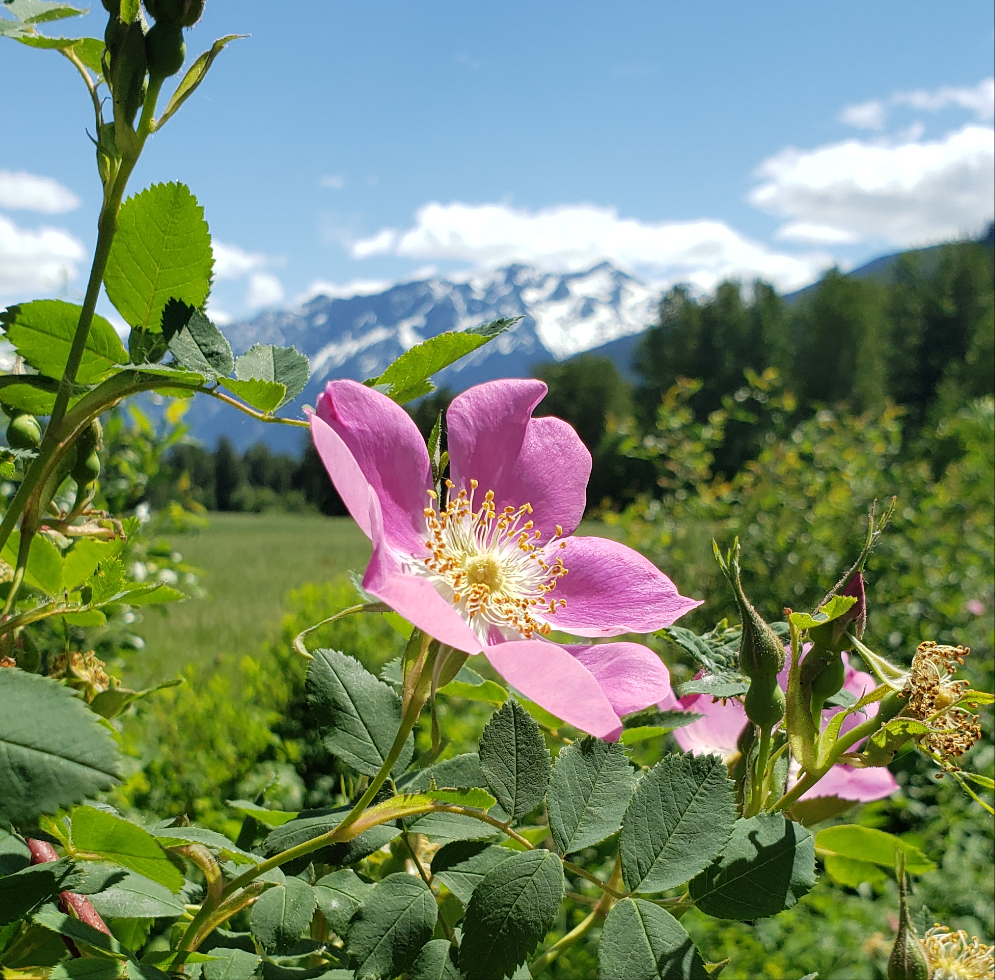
[888,856,932,980]
[6,413,42,450]
[109,19,149,128]
[744,674,786,730]
[72,452,102,487]
[75,420,103,461]
[146,0,204,26]
[145,21,186,79]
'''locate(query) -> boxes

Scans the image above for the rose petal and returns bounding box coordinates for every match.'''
[799,764,899,803]
[671,692,748,757]
[565,643,672,718]
[544,536,701,636]
[447,379,591,538]
[485,640,623,740]
[314,380,432,556]
[362,492,483,654]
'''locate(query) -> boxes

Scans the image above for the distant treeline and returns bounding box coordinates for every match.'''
[156,237,994,514]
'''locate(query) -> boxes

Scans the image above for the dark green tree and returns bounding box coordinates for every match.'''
[214,436,243,512]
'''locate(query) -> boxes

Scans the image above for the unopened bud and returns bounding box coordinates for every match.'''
[744,674,785,730]
[144,0,205,26]
[888,855,932,980]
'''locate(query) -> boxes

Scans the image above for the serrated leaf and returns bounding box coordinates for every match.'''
[121,582,187,605]
[221,377,286,413]
[789,595,858,631]
[479,699,551,820]
[367,318,520,404]
[410,939,461,980]
[438,665,508,707]
[87,559,127,604]
[249,876,316,955]
[0,378,61,415]
[201,948,262,980]
[33,904,130,960]
[4,0,86,25]
[0,859,81,925]
[104,182,213,332]
[305,648,413,778]
[0,826,31,874]
[0,670,120,827]
[459,848,563,980]
[161,301,234,377]
[347,873,437,980]
[160,34,246,124]
[234,344,309,408]
[68,806,184,893]
[689,814,816,919]
[431,841,517,904]
[663,624,740,674]
[814,825,935,874]
[402,752,488,793]
[148,824,255,864]
[620,752,736,894]
[313,869,373,937]
[676,672,749,698]
[1,300,127,384]
[548,737,636,854]
[86,873,186,919]
[2,529,63,596]
[62,538,125,592]
[598,897,708,980]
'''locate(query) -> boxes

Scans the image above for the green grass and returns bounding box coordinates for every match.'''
[130,513,371,687]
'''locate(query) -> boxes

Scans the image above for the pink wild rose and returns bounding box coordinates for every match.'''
[310,378,701,738]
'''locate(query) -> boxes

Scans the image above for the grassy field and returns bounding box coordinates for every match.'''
[128,512,622,687]
[129,513,371,687]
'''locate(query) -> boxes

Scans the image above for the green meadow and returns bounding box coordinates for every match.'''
[129,513,371,687]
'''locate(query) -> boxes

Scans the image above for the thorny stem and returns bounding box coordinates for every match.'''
[746,725,773,817]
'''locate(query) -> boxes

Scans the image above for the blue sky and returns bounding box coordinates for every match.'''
[1,1,993,324]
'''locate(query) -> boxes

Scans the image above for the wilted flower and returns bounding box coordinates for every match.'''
[901,642,982,764]
[923,925,994,980]
[668,653,899,802]
[311,378,701,738]
[49,650,110,702]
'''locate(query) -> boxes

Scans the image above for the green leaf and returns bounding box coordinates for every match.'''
[227,799,299,828]
[822,854,889,888]
[367,318,520,404]
[313,869,373,937]
[347,873,437,980]
[402,752,489,793]
[0,378,60,415]
[221,377,286,413]
[68,806,184,893]
[689,814,816,920]
[459,848,563,980]
[50,957,132,978]
[548,737,636,855]
[479,699,551,820]
[431,841,517,904]
[4,1,86,25]
[62,538,125,592]
[2,530,64,596]
[161,301,234,377]
[306,648,414,778]
[663,624,741,674]
[0,859,81,925]
[677,672,749,698]
[0,826,31,875]
[87,559,127,604]
[814,825,935,874]
[87,678,184,720]
[789,595,858,631]
[234,344,309,408]
[201,948,263,980]
[86,873,186,919]
[120,582,187,606]
[103,182,213,332]
[438,666,508,706]
[159,34,246,124]
[620,727,669,746]
[410,939,461,980]
[0,670,120,827]
[1,301,127,384]
[33,905,129,958]
[867,718,932,758]
[598,897,708,980]
[620,752,736,894]
[249,876,316,955]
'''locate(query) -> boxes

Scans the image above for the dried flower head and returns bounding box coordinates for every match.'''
[901,642,982,763]
[49,650,110,702]
[923,925,994,980]
[0,656,15,668]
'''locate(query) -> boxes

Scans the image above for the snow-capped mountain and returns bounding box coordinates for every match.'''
[189,262,659,449]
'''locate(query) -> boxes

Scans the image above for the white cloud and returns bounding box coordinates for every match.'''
[894,78,994,119]
[775,222,860,245]
[749,123,995,247]
[839,100,886,131]
[299,276,395,304]
[0,214,86,300]
[0,171,80,214]
[320,175,345,189]
[350,202,829,293]
[246,271,285,309]
[213,241,268,280]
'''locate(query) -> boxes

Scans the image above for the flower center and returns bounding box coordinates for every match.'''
[420,479,568,640]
